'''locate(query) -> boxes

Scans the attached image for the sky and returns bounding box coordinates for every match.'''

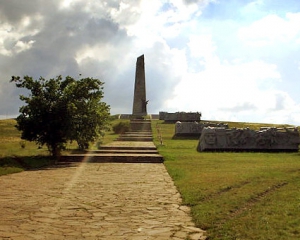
[0,0,300,125]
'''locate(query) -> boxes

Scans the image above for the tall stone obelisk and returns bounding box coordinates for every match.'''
[132,54,147,117]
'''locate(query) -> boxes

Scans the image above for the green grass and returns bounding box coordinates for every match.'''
[0,118,122,175]
[0,119,50,158]
[101,119,129,144]
[152,120,300,240]
[2,117,300,239]
[0,119,56,175]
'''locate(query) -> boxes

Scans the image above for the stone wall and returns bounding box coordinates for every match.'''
[175,121,228,137]
[159,111,201,122]
[197,127,300,152]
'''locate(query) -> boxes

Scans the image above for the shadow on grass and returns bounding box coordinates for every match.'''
[0,155,81,176]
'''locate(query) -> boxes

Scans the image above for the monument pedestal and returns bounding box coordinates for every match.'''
[129,119,151,132]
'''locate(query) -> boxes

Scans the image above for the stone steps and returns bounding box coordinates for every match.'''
[99,146,156,150]
[116,137,153,141]
[130,120,152,132]
[60,120,163,163]
[93,149,158,154]
[60,154,163,163]
[119,133,153,137]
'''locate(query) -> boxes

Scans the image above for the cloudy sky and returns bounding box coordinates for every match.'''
[1,0,300,125]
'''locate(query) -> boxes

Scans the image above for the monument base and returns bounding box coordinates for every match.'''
[130,119,151,132]
[130,114,147,120]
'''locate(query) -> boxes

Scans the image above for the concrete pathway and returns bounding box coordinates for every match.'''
[0,162,206,240]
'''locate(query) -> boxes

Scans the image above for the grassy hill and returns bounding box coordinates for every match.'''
[1,118,300,239]
[152,120,300,240]
[0,118,119,174]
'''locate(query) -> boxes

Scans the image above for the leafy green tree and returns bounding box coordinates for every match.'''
[11,75,110,157]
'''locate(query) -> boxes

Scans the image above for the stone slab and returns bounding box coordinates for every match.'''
[197,127,299,152]
[174,121,228,137]
[117,137,153,141]
[102,141,157,149]
[94,149,159,154]
[60,154,164,163]
[0,163,206,239]
[159,112,201,122]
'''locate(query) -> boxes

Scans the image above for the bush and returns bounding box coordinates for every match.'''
[109,114,120,120]
[112,121,130,134]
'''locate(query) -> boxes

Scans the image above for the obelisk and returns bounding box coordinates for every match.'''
[132,54,147,117]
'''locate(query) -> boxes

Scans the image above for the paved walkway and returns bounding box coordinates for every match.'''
[0,162,206,240]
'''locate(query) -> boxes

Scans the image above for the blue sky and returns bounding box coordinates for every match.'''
[0,0,300,125]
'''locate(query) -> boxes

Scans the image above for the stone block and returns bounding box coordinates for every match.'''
[175,121,228,137]
[159,112,201,122]
[197,127,300,152]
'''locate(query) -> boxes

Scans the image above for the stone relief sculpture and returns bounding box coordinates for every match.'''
[174,121,228,137]
[203,128,217,145]
[141,99,149,113]
[197,127,299,152]
[159,111,201,122]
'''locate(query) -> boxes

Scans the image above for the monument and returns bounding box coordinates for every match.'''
[159,111,201,122]
[197,127,300,152]
[174,121,228,137]
[132,54,148,118]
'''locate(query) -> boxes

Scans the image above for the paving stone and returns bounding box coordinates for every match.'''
[0,162,206,239]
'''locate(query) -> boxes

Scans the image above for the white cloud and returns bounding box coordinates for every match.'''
[59,0,82,10]
[0,14,43,56]
[75,44,117,64]
[188,34,216,59]
[164,52,286,123]
[238,13,300,47]
[0,0,300,125]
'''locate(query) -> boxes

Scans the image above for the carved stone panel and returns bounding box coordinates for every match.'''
[175,121,228,137]
[197,127,300,152]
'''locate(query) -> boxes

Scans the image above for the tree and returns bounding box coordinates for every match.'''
[11,75,110,157]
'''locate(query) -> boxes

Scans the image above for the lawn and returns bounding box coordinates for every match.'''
[1,117,300,239]
[153,120,300,240]
[0,118,121,175]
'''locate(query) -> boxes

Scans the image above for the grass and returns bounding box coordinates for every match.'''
[0,119,54,175]
[101,119,129,144]
[152,120,300,240]
[2,117,300,239]
[0,119,49,158]
[0,118,122,175]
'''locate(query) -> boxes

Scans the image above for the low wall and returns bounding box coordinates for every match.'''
[197,127,300,152]
[174,121,228,137]
[159,111,201,122]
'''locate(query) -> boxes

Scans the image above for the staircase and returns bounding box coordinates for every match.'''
[60,119,163,163]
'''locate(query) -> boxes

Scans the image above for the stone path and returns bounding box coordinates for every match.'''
[0,162,206,240]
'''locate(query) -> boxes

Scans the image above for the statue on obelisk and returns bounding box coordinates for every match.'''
[132,54,148,118]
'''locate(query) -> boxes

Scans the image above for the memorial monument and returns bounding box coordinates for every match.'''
[197,127,300,152]
[159,111,201,122]
[132,54,148,118]
[175,121,228,137]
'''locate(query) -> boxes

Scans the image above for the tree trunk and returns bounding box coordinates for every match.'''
[49,144,61,163]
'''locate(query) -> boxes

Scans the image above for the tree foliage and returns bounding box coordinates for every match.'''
[11,75,110,157]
